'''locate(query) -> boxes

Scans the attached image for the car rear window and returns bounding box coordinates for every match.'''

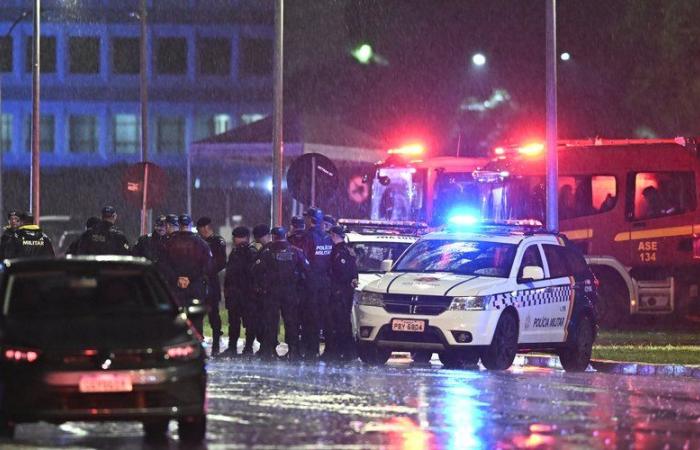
[4,270,174,317]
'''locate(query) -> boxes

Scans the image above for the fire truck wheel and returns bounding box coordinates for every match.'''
[481,311,518,370]
[559,315,594,372]
[593,269,629,328]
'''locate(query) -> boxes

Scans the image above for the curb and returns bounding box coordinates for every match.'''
[517,353,700,379]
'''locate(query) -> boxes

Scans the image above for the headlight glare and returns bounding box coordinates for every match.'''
[448,295,489,311]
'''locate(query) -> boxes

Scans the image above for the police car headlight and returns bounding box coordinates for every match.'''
[358,291,385,307]
[448,296,490,311]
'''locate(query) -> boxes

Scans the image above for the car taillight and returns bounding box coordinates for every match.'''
[3,347,40,363]
[164,343,201,361]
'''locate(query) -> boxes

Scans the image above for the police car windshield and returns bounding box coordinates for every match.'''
[349,242,412,273]
[393,239,517,277]
[5,270,174,317]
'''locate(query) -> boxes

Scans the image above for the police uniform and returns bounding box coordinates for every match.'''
[3,222,55,258]
[327,226,359,361]
[197,217,227,355]
[223,227,254,356]
[243,225,271,354]
[287,216,306,249]
[251,227,309,359]
[133,215,167,262]
[159,215,212,334]
[299,210,333,359]
[74,207,130,255]
[0,211,21,259]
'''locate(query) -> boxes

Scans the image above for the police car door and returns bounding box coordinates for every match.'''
[542,243,580,343]
[515,243,554,344]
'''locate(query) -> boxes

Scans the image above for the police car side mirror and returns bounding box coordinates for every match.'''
[380,259,394,272]
[520,266,544,282]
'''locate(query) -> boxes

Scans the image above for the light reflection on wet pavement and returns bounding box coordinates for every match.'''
[3,357,700,449]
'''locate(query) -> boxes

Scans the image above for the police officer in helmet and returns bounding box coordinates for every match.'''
[133,215,168,262]
[222,226,254,357]
[158,214,212,334]
[299,207,333,360]
[327,225,359,362]
[3,213,55,258]
[196,216,227,356]
[252,226,309,360]
[74,206,131,255]
[244,224,272,354]
[164,214,180,236]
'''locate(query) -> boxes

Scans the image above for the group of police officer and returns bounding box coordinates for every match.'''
[0,205,359,363]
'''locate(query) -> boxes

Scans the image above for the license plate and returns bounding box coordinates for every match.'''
[79,373,133,393]
[391,319,425,332]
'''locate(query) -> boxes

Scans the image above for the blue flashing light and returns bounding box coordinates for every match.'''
[447,209,482,227]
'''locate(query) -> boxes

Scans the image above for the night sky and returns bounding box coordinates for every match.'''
[285,0,698,154]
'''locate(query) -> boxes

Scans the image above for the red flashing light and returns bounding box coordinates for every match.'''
[493,146,505,155]
[164,343,200,360]
[518,142,544,156]
[4,347,40,363]
[387,143,425,156]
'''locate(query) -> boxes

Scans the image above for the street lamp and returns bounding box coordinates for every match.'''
[471,53,486,67]
[560,52,571,61]
[0,10,30,221]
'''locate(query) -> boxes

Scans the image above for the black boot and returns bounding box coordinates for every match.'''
[211,331,221,356]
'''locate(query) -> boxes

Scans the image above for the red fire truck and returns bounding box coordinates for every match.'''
[367,144,487,226]
[470,137,700,325]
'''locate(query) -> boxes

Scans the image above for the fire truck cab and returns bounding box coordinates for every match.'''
[368,147,487,226]
[472,138,700,325]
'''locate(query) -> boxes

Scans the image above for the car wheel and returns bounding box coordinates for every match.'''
[481,311,518,370]
[559,315,594,372]
[411,351,433,364]
[178,414,206,444]
[357,343,391,366]
[439,350,480,369]
[142,419,169,441]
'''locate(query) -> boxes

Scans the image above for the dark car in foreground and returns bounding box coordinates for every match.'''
[0,256,207,443]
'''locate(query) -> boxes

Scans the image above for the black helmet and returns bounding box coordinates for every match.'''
[232,226,250,238]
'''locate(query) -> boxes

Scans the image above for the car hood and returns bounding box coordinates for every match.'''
[369,272,507,297]
[358,272,384,290]
[2,314,190,350]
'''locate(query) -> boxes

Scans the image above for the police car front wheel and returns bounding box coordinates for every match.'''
[558,315,594,372]
[480,311,519,371]
[358,343,391,366]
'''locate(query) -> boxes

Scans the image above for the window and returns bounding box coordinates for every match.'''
[198,37,230,75]
[241,113,265,125]
[393,239,517,278]
[0,114,11,153]
[156,37,187,74]
[112,38,139,74]
[113,114,139,154]
[563,246,590,275]
[349,242,412,273]
[156,116,185,153]
[0,37,12,72]
[69,37,100,73]
[25,115,54,152]
[239,38,272,76]
[558,175,617,219]
[69,115,98,153]
[630,171,696,220]
[543,244,570,278]
[518,245,543,279]
[194,114,231,140]
[25,36,56,73]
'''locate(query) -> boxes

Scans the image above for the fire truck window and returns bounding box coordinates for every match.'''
[543,244,570,278]
[557,175,616,219]
[518,245,543,279]
[592,175,616,212]
[633,172,696,220]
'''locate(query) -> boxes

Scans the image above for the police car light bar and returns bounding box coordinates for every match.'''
[338,219,429,236]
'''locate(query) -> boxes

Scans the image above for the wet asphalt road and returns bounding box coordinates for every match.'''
[3,353,700,449]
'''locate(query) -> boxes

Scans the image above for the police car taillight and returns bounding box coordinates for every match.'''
[164,342,201,361]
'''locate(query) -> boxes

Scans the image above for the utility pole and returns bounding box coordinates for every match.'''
[139,0,149,235]
[30,0,41,224]
[545,0,558,232]
[271,0,284,226]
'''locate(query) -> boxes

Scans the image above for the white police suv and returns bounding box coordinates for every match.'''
[354,222,598,371]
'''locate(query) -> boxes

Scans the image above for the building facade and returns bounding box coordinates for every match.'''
[0,0,273,168]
